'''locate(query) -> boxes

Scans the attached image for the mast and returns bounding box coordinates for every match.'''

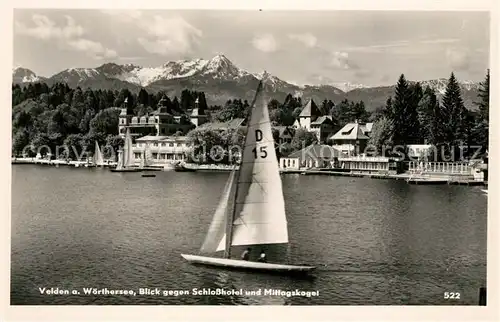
[223,79,264,259]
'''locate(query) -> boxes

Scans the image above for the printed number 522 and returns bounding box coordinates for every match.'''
[444,292,460,299]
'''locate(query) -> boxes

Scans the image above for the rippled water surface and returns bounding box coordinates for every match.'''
[11,165,487,305]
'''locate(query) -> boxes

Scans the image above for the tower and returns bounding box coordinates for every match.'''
[118,97,133,138]
[190,97,207,127]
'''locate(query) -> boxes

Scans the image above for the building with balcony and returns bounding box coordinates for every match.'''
[132,135,192,165]
[118,96,207,138]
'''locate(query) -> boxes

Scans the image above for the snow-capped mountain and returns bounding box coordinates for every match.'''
[330,82,367,93]
[12,55,483,111]
[12,67,45,83]
[93,55,251,87]
[417,78,481,95]
[51,68,104,84]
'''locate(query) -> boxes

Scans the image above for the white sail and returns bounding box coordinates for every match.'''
[145,144,152,167]
[124,128,135,168]
[139,153,145,168]
[200,170,236,253]
[94,141,104,166]
[116,150,124,170]
[216,81,288,252]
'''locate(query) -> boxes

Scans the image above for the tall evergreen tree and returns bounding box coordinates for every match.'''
[441,72,468,160]
[406,82,422,144]
[473,69,490,154]
[417,86,437,143]
[390,75,411,150]
[137,88,150,106]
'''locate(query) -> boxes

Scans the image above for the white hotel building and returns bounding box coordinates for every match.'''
[132,135,192,165]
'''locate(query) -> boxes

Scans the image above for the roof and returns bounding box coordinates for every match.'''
[329,122,370,141]
[311,115,334,126]
[199,118,246,130]
[286,144,346,161]
[136,135,189,142]
[298,99,321,118]
[151,107,171,116]
[273,126,294,136]
[360,122,373,133]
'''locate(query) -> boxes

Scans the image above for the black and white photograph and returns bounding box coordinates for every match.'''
[4,0,498,319]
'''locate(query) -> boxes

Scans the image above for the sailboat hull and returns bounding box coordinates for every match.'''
[181,254,316,273]
[110,168,142,172]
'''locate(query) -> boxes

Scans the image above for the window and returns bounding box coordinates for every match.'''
[161,143,166,147]
[160,154,166,159]
[153,143,158,147]
[177,143,182,147]
[152,153,158,159]
[169,143,174,147]
[287,159,290,166]
[167,154,174,160]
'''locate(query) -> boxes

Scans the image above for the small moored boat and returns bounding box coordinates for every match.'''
[174,162,197,172]
[110,128,142,173]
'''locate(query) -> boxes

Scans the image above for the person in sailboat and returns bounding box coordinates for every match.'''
[241,248,251,261]
[257,250,267,263]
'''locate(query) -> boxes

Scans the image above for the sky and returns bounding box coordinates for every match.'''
[13,9,490,86]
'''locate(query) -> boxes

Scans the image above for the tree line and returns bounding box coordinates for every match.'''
[11,83,211,159]
[368,70,489,161]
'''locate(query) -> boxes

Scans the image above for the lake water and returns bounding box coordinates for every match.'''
[11,165,487,305]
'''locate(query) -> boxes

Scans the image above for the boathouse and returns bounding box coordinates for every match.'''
[279,143,345,170]
[338,156,398,174]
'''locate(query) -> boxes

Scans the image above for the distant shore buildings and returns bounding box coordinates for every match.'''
[113,94,486,181]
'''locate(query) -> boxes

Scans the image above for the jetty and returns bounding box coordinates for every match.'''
[12,157,117,168]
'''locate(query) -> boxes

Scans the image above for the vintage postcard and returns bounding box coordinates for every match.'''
[2,0,498,321]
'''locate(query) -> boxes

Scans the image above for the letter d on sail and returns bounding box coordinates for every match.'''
[255,129,263,142]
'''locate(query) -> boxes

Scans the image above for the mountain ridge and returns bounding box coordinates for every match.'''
[12,55,483,111]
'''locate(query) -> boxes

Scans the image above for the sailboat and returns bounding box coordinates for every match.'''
[181,78,316,274]
[110,128,141,172]
[94,141,105,167]
[140,143,161,171]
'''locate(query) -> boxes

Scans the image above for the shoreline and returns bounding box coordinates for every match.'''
[12,158,486,186]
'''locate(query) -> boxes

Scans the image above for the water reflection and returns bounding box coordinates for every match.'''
[11,166,487,305]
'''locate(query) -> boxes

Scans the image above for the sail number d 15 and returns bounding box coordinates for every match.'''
[252,129,268,159]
